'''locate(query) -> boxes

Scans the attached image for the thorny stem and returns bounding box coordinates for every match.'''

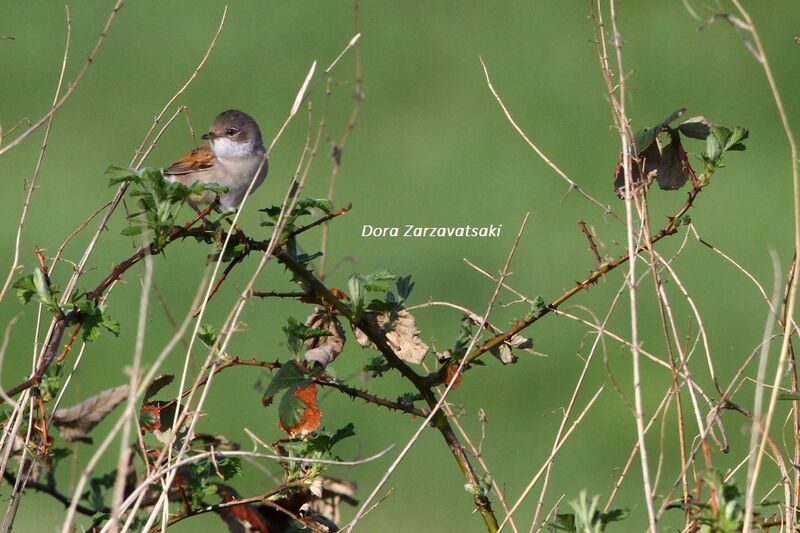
[424,186,701,388]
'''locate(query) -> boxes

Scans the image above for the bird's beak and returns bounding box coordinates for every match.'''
[201,131,214,140]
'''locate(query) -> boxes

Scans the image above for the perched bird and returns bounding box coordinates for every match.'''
[164,109,268,212]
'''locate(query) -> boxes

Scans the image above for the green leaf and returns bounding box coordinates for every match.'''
[84,470,116,511]
[293,197,333,216]
[197,324,217,347]
[106,165,141,186]
[529,295,548,319]
[363,355,389,378]
[103,318,120,336]
[779,391,800,401]
[396,275,415,301]
[40,367,62,403]
[552,513,578,532]
[600,508,630,526]
[120,225,144,237]
[706,126,749,161]
[33,268,51,305]
[76,299,118,342]
[283,317,332,356]
[328,422,356,447]
[358,270,396,292]
[262,360,306,406]
[215,456,242,480]
[12,274,36,304]
[18,268,61,314]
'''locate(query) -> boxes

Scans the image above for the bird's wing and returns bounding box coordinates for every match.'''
[164,144,215,175]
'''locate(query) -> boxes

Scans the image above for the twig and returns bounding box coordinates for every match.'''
[423,186,701,387]
[578,221,603,268]
[727,4,800,530]
[479,57,622,222]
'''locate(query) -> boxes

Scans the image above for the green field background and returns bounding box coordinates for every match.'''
[1,1,799,531]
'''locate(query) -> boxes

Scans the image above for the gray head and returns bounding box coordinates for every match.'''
[202,109,264,158]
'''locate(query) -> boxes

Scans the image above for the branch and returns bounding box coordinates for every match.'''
[273,249,498,529]
[424,186,701,387]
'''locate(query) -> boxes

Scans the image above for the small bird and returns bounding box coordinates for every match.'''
[164,109,268,212]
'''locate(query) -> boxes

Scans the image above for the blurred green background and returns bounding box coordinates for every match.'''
[1,1,799,531]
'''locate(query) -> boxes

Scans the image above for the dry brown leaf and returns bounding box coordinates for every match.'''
[354,310,429,364]
[52,384,130,443]
[304,307,345,367]
[307,476,358,525]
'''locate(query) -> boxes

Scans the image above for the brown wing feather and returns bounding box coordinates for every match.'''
[164,144,215,175]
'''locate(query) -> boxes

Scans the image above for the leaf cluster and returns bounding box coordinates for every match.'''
[107,165,227,251]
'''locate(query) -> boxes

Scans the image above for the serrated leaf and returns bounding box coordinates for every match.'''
[106,165,141,186]
[262,360,306,406]
[395,275,415,301]
[77,300,117,343]
[358,270,395,292]
[53,385,130,443]
[216,457,242,480]
[103,318,120,336]
[727,126,749,150]
[601,508,630,524]
[284,317,333,357]
[120,225,144,237]
[706,125,749,161]
[12,274,36,304]
[197,324,217,347]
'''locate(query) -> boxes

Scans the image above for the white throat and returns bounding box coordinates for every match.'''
[211,137,258,160]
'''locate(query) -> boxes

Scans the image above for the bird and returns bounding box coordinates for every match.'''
[164,109,268,212]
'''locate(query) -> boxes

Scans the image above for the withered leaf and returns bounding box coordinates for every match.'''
[278,382,321,437]
[489,343,518,364]
[304,307,346,367]
[656,132,691,190]
[53,385,130,443]
[306,476,358,525]
[614,139,661,199]
[444,364,463,388]
[354,310,429,364]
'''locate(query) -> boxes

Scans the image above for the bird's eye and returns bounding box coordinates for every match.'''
[225,128,237,136]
